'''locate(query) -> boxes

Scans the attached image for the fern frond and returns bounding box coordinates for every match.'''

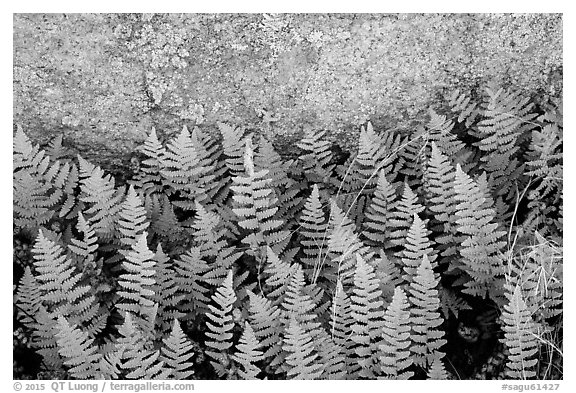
[15,266,42,329]
[55,316,103,379]
[13,171,56,234]
[218,122,250,176]
[388,182,424,254]
[32,230,99,332]
[131,127,167,198]
[501,286,539,379]
[424,142,461,264]
[282,317,323,380]
[191,126,229,204]
[281,265,323,338]
[327,280,354,377]
[263,246,295,304]
[427,356,449,380]
[117,232,157,333]
[247,290,283,363]
[31,306,62,369]
[151,195,190,248]
[115,312,171,379]
[68,212,98,267]
[350,254,384,378]
[408,255,446,368]
[14,125,47,171]
[117,185,150,252]
[478,85,537,197]
[160,125,214,209]
[298,184,329,279]
[326,200,374,285]
[161,319,195,379]
[13,130,78,234]
[362,170,398,249]
[438,286,472,320]
[334,123,380,195]
[400,213,437,284]
[190,201,241,287]
[426,109,468,163]
[205,270,236,377]
[296,127,335,184]
[152,245,185,336]
[174,247,211,318]
[447,88,481,128]
[379,287,414,379]
[79,159,124,240]
[232,322,264,379]
[231,137,288,254]
[454,164,507,301]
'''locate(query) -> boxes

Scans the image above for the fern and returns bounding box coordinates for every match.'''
[117,232,157,333]
[13,171,58,234]
[255,136,303,223]
[504,233,562,326]
[263,246,295,304]
[400,213,437,284]
[190,201,241,286]
[12,85,563,381]
[131,127,167,198]
[296,127,335,184]
[191,126,229,204]
[68,212,98,267]
[282,317,323,380]
[205,270,236,377]
[15,266,42,329]
[427,356,449,380]
[423,142,460,265]
[174,247,211,318]
[329,280,355,375]
[408,255,446,368]
[115,312,171,379]
[151,245,184,336]
[117,185,150,252]
[232,322,263,379]
[453,164,507,301]
[362,170,398,249]
[447,88,481,128]
[379,286,413,379]
[525,124,562,195]
[31,230,99,333]
[438,287,472,320]
[55,316,103,379]
[333,123,381,225]
[231,137,288,254]
[218,122,250,176]
[388,182,425,254]
[160,125,214,209]
[151,195,190,248]
[326,200,373,285]
[501,286,539,379]
[425,109,469,165]
[247,290,283,363]
[31,306,62,370]
[78,156,124,240]
[350,254,384,378]
[478,85,537,198]
[298,184,329,279]
[161,319,195,379]
[281,265,323,340]
[13,128,78,233]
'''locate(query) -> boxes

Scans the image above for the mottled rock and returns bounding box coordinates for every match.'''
[13,13,562,168]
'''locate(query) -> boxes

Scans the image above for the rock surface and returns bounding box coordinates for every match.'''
[13,13,562,169]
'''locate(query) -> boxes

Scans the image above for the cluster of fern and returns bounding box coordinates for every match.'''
[13,84,562,380]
